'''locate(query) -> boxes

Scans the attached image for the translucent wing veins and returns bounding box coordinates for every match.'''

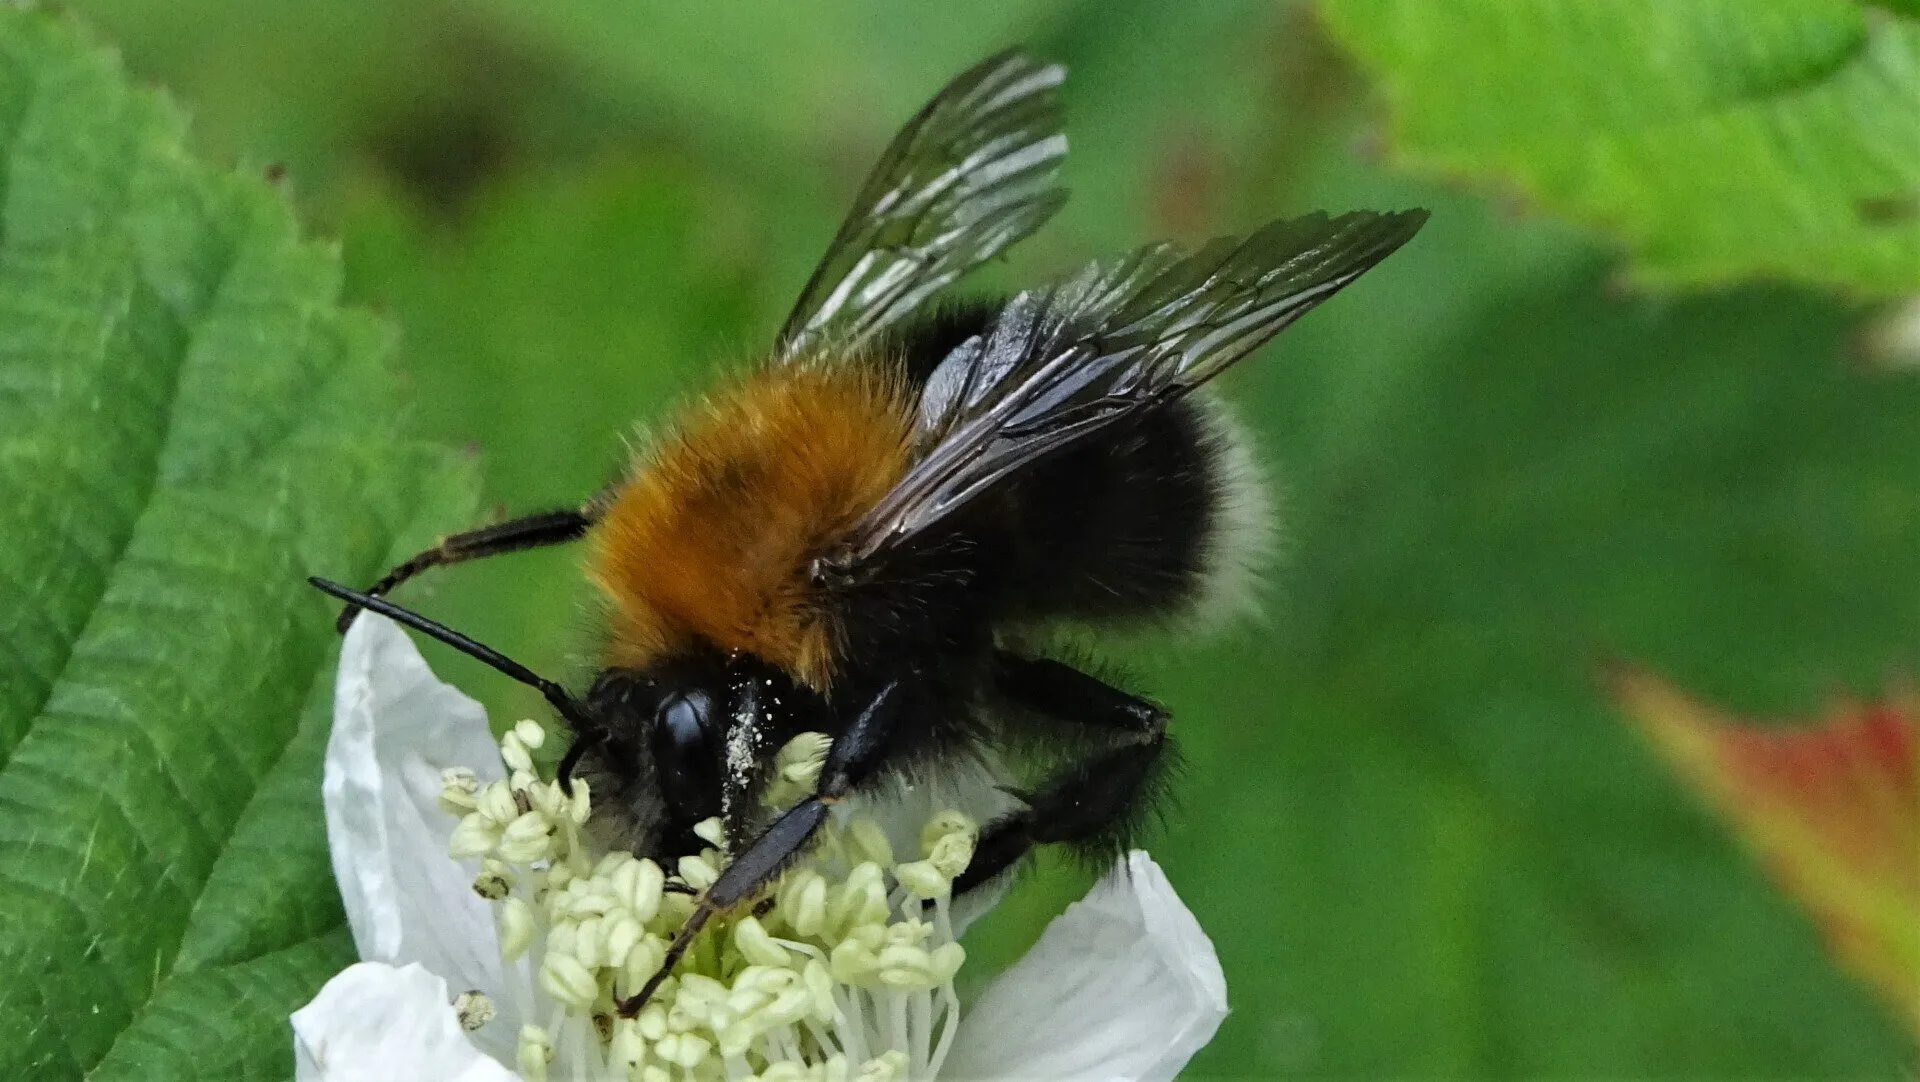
[776,50,1067,358]
[842,208,1431,563]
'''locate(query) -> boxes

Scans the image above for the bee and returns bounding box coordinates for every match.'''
[312,49,1426,1012]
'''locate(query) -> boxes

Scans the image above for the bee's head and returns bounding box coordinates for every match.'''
[565,650,825,856]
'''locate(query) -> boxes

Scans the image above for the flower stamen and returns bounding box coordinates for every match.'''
[441,726,977,1081]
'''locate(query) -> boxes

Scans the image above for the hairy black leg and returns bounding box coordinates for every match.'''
[616,679,911,1017]
[334,503,597,632]
[952,651,1173,896]
[991,651,1167,733]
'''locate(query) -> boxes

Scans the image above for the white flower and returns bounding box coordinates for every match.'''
[292,616,1228,1081]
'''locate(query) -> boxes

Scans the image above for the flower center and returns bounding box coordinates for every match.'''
[439,720,976,1082]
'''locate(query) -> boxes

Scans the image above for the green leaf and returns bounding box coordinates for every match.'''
[0,11,473,1081]
[1319,0,1920,294]
[1150,173,1919,1077]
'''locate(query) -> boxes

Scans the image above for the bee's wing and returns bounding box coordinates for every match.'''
[841,209,1430,563]
[774,50,1067,359]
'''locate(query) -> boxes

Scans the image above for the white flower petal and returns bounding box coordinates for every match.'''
[326,615,506,995]
[293,961,521,1082]
[943,851,1227,1082]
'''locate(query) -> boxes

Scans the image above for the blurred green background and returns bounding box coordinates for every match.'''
[68,0,1918,1076]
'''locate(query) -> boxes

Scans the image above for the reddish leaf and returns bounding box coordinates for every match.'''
[1614,671,1919,1038]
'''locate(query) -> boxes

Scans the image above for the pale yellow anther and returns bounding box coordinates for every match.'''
[779,731,832,777]
[926,829,975,879]
[471,868,512,901]
[714,1018,757,1059]
[627,858,665,921]
[677,853,720,891]
[604,913,641,970]
[447,812,498,859]
[662,1001,698,1036]
[654,1032,712,1070]
[929,941,966,983]
[635,1002,668,1041]
[500,731,535,774]
[538,952,599,1010]
[476,780,518,824]
[436,787,478,816]
[566,777,591,825]
[827,863,889,935]
[657,889,696,926]
[758,1064,810,1082]
[844,922,887,952]
[675,971,728,1008]
[622,935,666,993]
[803,959,838,1019]
[828,937,879,985]
[893,859,949,900]
[874,943,939,988]
[732,916,791,968]
[920,809,976,852]
[883,919,930,947]
[763,984,813,1026]
[725,985,772,1020]
[692,816,728,850]
[516,1024,554,1082]
[604,854,639,902]
[497,810,555,863]
[524,777,564,820]
[546,860,576,891]
[609,1017,648,1077]
[498,896,536,962]
[765,732,832,806]
[845,818,895,868]
[734,964,791,994]
[545,921,577,963]
[513,718,548,749]
[572,915,607,969]
[561,886,616,920]
[778,869,828,936]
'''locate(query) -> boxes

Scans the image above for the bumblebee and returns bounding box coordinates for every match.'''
[313,49,1425,1011]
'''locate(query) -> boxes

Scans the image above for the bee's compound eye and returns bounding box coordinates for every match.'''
[657,689,711,751]
[651,688,722,822]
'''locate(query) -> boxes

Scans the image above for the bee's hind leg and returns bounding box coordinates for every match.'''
[952,652,1175,897]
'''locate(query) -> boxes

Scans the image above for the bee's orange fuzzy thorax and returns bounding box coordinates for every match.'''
[588,362,911,688]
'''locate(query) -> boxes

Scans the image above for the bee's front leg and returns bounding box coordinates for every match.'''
[615,677,912,1017]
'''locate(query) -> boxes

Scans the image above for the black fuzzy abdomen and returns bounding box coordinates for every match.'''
[881,301,1234,630]
[977,398,1224,624]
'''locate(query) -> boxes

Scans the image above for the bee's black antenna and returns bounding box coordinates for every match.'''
[553,727,604,793]
[308,577,597,743]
